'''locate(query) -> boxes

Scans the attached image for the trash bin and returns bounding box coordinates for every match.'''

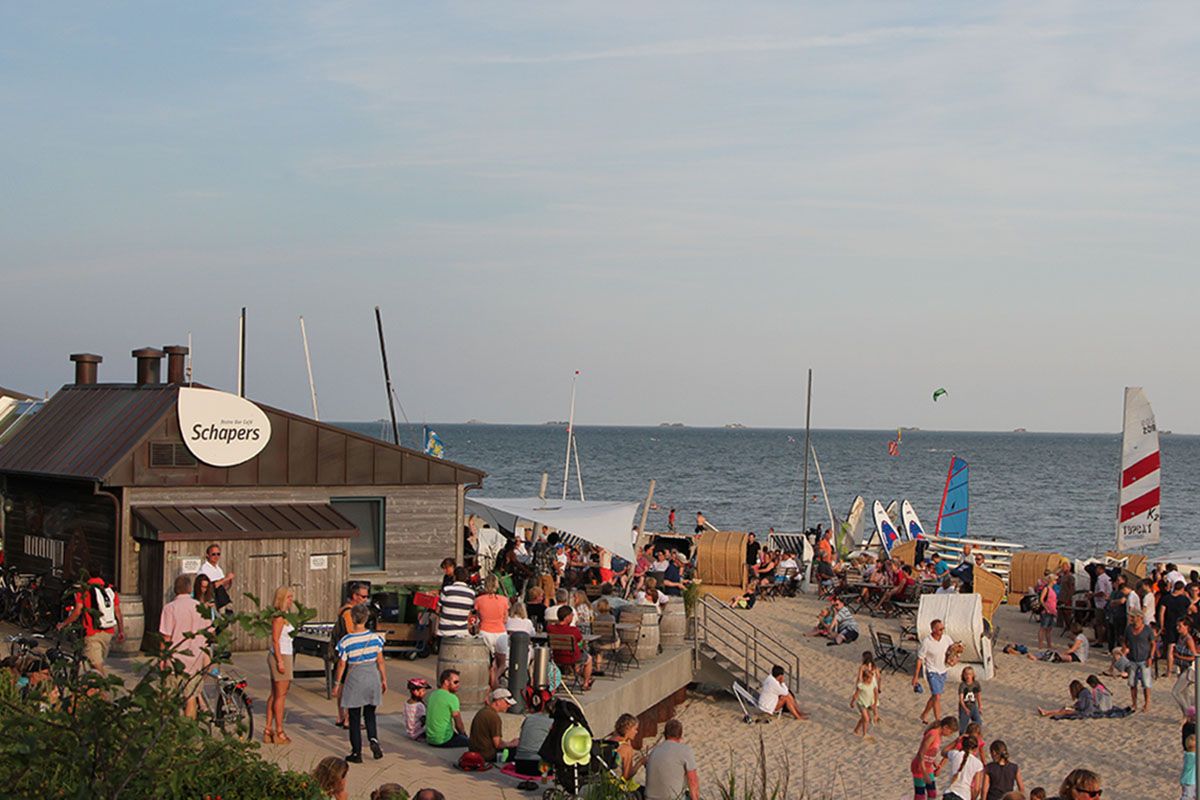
[372,587,410,624]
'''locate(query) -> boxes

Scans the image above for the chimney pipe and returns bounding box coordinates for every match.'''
[69,353,103,385]
[132,348,164,385]
[163,345,189,384]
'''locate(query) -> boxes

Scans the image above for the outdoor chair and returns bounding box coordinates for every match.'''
[589,619,625,677]
[547,633,587,690]
[612,617,641,672]
[869,623,912,674]
[731,681,774,724]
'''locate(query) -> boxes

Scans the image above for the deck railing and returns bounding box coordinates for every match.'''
[693,594,801,689]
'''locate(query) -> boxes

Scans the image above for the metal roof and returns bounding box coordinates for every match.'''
[0,385,38,402]
[133,503,357,541]
[0,384,178,480]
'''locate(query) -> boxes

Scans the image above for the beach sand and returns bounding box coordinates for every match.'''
[674,590,1179,799]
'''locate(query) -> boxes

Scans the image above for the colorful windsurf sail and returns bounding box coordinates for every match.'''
[423,426,445,458]
[843,495,866,553]
[1116,387,1160,549]
[887,439,899,457]
[935,455,969,538]
[874,499,901,553]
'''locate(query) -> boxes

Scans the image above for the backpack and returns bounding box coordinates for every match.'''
[89,585,118,630]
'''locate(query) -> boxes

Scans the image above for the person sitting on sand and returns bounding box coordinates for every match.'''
[1085,675,1115,713]
[758,664,808,720]
[728,585,758,610]
[1103,645,1130,679]
[911,717,958,800]
[806,601,836,636]
[1037,679,1095,719]
[825,597,860,646]
[851,652,880,738]
[1027,623,1089,663]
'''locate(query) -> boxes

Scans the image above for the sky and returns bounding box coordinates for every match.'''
[3,3,1199,432]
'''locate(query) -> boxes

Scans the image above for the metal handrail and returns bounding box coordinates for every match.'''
[695,596,800,687]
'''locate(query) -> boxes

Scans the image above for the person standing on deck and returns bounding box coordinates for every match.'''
[667,508,676,533]
[694,512,708,534]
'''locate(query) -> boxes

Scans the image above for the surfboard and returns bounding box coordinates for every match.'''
[873,499,901,554]
[901,499,927,541]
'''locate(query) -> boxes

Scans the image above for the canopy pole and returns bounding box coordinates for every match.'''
[375,306,400,445]
[638,479,656,537]
[299,315,319,420]
[562,370,579,500]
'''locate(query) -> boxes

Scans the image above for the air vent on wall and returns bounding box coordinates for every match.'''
[150,441,198,468]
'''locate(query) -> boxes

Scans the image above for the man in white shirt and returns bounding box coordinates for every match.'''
[913,619,955,725]
[545,589,569,626]
[756,664,807,720]
[1164,563,1186,589]
[198,543,235,611]
[1139,580,1157,627]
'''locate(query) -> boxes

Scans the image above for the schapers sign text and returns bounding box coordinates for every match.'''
[177,387,272,467]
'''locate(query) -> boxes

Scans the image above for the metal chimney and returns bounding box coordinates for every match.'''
[132,348,164,385]
[163,345,189,384]
[69,353,102,385]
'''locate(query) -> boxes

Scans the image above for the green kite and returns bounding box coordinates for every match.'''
[932,388,948,402]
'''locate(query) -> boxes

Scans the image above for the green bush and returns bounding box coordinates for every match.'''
[0,590,322,800]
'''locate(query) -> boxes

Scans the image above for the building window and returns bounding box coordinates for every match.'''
[332,497,385,572]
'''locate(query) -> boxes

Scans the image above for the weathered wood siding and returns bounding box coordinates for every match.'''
[125,484,458,589]
[139,535,349,652]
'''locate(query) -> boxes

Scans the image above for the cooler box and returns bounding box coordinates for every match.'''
[413,591,439,612]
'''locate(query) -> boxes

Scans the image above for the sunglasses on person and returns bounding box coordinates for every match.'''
[1076,790,1102,798]
[208,550,221,557]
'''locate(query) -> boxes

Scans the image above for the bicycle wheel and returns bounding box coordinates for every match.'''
[16,596,35,630]
[213,686,254,741]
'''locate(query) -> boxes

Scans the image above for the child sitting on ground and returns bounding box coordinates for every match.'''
[805,602,835,636]
[1104,645,1131,678]
[404,677,430,739]
[1086,675,1114,713]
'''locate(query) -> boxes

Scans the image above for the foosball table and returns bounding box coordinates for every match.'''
[292,622,336,698]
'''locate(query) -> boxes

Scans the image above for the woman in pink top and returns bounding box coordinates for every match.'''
[475,575,511,689]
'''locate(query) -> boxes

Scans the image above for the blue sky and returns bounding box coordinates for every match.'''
[3,3,1199,431]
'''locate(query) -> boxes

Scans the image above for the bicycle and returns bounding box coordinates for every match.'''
[14,572,63,634]
[197,662,254,741]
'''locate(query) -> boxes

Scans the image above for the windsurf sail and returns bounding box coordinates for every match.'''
[874,499,901,553]
[843,495,866,554]
[935,456,969,538]
[885,500,899,527]
[901,499,927,540]
[1116,387,1161,549]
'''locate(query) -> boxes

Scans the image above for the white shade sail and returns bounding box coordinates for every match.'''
[465,496,639,562]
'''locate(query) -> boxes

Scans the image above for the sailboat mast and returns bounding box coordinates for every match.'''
[800,368,812,532]
[299,316,319,420]
[562,370,579,500]
[236,307,246,397]
[375,306,400,446]
[811,445,835,532]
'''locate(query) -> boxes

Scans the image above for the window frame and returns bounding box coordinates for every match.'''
[331,496,386,573]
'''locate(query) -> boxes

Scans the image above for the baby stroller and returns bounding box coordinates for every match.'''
[537,699,637,799]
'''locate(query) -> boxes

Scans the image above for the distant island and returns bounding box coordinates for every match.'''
[658,422,686,427]
[724,422,747,429]
[543,421,567,426]
[465,419,487,425]
[899,426,920,432]
[1013,427,1027,433]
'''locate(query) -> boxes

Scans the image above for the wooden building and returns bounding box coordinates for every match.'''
[0,348,485,651]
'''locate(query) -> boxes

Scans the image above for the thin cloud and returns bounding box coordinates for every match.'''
[466,25,989,65]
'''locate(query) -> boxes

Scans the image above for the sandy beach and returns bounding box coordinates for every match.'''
[675,590,1177,798]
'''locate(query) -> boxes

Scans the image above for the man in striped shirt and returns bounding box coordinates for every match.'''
[438,566,476,639]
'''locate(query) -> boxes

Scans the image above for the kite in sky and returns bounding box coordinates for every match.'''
[932,388,948,402]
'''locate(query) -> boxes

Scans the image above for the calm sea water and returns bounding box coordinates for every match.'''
[340,423,1200,559]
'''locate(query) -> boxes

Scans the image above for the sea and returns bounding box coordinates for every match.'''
[339,423,1200,561]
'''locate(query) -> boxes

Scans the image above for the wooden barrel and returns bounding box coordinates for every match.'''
[115,593,144,655]
[660,598,686,647]
[619,605,661,661]
[695,531,748,589]
[437,636,490,707]
[1008,552,1063,601]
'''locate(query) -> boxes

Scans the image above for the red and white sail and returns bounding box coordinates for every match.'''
[1116,387,1161,549]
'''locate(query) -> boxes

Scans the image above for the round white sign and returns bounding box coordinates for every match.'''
[177,387,272,467]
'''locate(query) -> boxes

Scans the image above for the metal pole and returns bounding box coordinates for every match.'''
[573,434,586,501]
[638,479,656,537]
[240,307,249,398]
[186,331,193,386]
[374,306,400,446]
[801,368,812,532]
[299,316,319,420]
[562,370,579,500]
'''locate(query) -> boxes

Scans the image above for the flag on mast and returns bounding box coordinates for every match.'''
[423,426,445,459]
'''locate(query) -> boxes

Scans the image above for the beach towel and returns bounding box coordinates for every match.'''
[1050,707,1134,720]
